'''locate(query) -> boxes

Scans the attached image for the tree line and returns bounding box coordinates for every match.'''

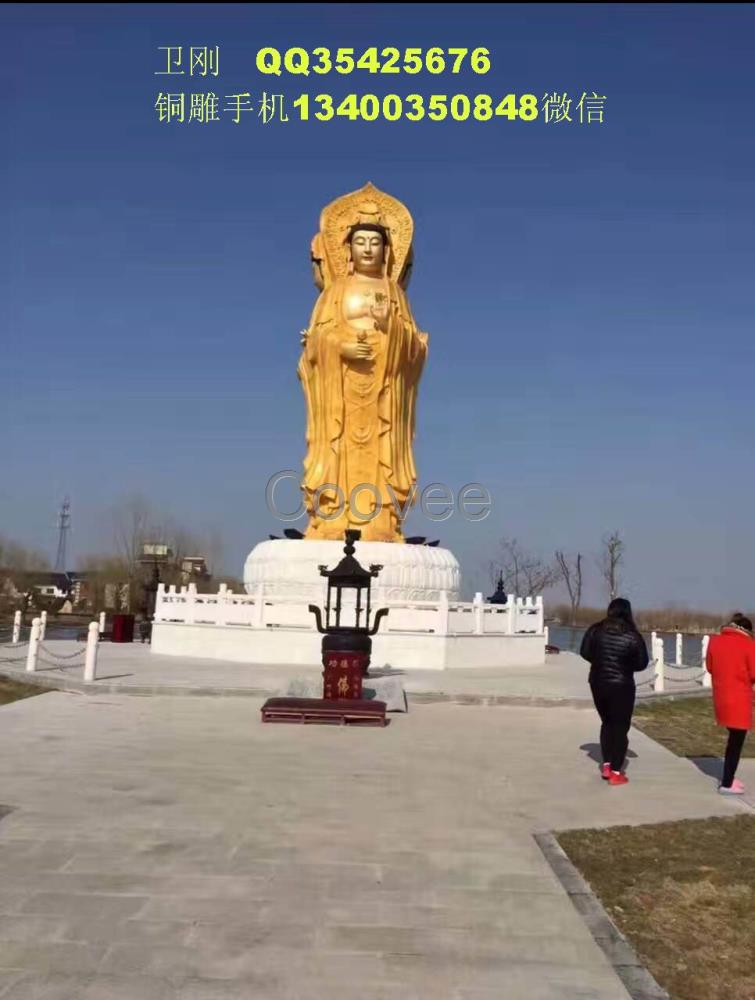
[78,496,238,612]
[1,496,238,616]
[487,530,624,624]
[488,531,748,632]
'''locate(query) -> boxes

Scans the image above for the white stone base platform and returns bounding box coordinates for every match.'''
[151,619,545,671]
[154,539,545,671]
[243,538,462,603]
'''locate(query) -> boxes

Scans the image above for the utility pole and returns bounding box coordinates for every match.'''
[54,497,71,573]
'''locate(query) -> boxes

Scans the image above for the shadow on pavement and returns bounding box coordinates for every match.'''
[690,756,722,781]
[580,742,638,771]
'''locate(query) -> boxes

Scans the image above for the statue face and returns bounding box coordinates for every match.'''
[350,229,385,276]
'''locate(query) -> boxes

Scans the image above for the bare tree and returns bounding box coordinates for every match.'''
[111,495,157,578]
[0,536,50,571]
[598,530,624,601]
[109,497,226,603]
[203,529,224,577]
[77,553,131,612]
[164,524,200,565]
[555,551,583,625]
[160,522,223,577]
[488,537,559,597]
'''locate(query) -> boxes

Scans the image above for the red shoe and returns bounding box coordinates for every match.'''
[608,771,629,786]
[601,763,611,780]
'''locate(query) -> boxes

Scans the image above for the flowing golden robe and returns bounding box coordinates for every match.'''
[298,276,427,542]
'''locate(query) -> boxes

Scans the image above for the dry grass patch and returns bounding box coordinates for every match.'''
[559,815,755,1000]
[0,676,49,706]
[633,695,752,759]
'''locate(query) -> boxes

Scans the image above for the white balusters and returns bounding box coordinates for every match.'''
[506,594,516,634]
[12,610,21,645]
[473,592,483,635]
[535,595,544,634]
[702,634,712,688]
[185,583,197,624]
[651,632,665,692]
[84,621,99,682]
[25,618,41,673]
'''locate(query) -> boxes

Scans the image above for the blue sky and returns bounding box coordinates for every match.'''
[1,4,753,607]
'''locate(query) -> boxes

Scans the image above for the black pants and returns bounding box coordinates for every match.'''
[590,680,636,772]
[722,728,747,788]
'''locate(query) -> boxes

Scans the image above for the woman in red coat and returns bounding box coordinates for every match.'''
[705,613,755,794]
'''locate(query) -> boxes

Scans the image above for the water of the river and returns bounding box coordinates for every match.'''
[549,625,706,668]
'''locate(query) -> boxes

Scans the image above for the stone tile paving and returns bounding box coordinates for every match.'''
[0,691,746,999]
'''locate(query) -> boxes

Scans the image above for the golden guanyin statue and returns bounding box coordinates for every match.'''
[298,183,428,542]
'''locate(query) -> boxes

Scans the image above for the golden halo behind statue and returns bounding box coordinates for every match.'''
[317,182,414,288]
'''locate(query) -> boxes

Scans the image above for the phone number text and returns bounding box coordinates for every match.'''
[292,93,535,121]
[256,46,491,77]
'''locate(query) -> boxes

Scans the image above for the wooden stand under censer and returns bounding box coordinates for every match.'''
[261,530,390,726]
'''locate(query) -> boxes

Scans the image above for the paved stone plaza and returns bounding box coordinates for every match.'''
[0,688,750,999]
[0,643,707,703]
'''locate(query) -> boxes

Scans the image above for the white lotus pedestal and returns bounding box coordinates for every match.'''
[151,539,546,670]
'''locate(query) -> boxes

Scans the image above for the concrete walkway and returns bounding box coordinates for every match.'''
[0,689,748,999]
[0,643,707,704]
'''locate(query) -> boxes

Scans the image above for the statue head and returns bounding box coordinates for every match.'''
[319,185,412,287]
[348,223,387,277]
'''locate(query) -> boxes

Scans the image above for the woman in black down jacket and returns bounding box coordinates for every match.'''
[579,598,649,786]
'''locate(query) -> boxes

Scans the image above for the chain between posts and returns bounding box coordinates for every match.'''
[636,677,655,690]
[639,656,707,692]
[35,644,87,671]
[664,672,706,684]
[36,655,85,671]
[38,643,87,661]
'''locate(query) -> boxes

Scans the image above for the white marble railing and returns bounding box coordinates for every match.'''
[647,631,712,693]
[154,584,545,637]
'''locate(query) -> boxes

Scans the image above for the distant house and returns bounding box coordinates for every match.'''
[0,570,20,605]
[0,570,72,610]
[28,573,72,600]
[102,582,130,612]
[181,556,210,585]
[67,571,93,608]
[67,571,131,613]
[141,543,172,563]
